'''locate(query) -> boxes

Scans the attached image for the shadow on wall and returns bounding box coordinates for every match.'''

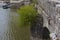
[30,14,50,40]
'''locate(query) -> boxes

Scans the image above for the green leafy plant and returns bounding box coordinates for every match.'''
[17,5,37,27]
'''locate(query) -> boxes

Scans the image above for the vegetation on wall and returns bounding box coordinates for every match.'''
[17,5,37,27]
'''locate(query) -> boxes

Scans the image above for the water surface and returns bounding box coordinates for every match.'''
[0,8,21,40]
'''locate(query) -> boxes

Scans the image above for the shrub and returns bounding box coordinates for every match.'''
[17,5,37,27]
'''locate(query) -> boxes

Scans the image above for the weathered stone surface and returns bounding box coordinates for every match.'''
[36,0,60,40]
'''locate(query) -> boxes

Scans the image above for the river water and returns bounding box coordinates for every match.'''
[0,8,21,40]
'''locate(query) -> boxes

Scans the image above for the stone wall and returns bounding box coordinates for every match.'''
[37,0,59,33]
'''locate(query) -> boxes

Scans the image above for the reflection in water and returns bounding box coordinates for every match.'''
[0,8,21,40]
